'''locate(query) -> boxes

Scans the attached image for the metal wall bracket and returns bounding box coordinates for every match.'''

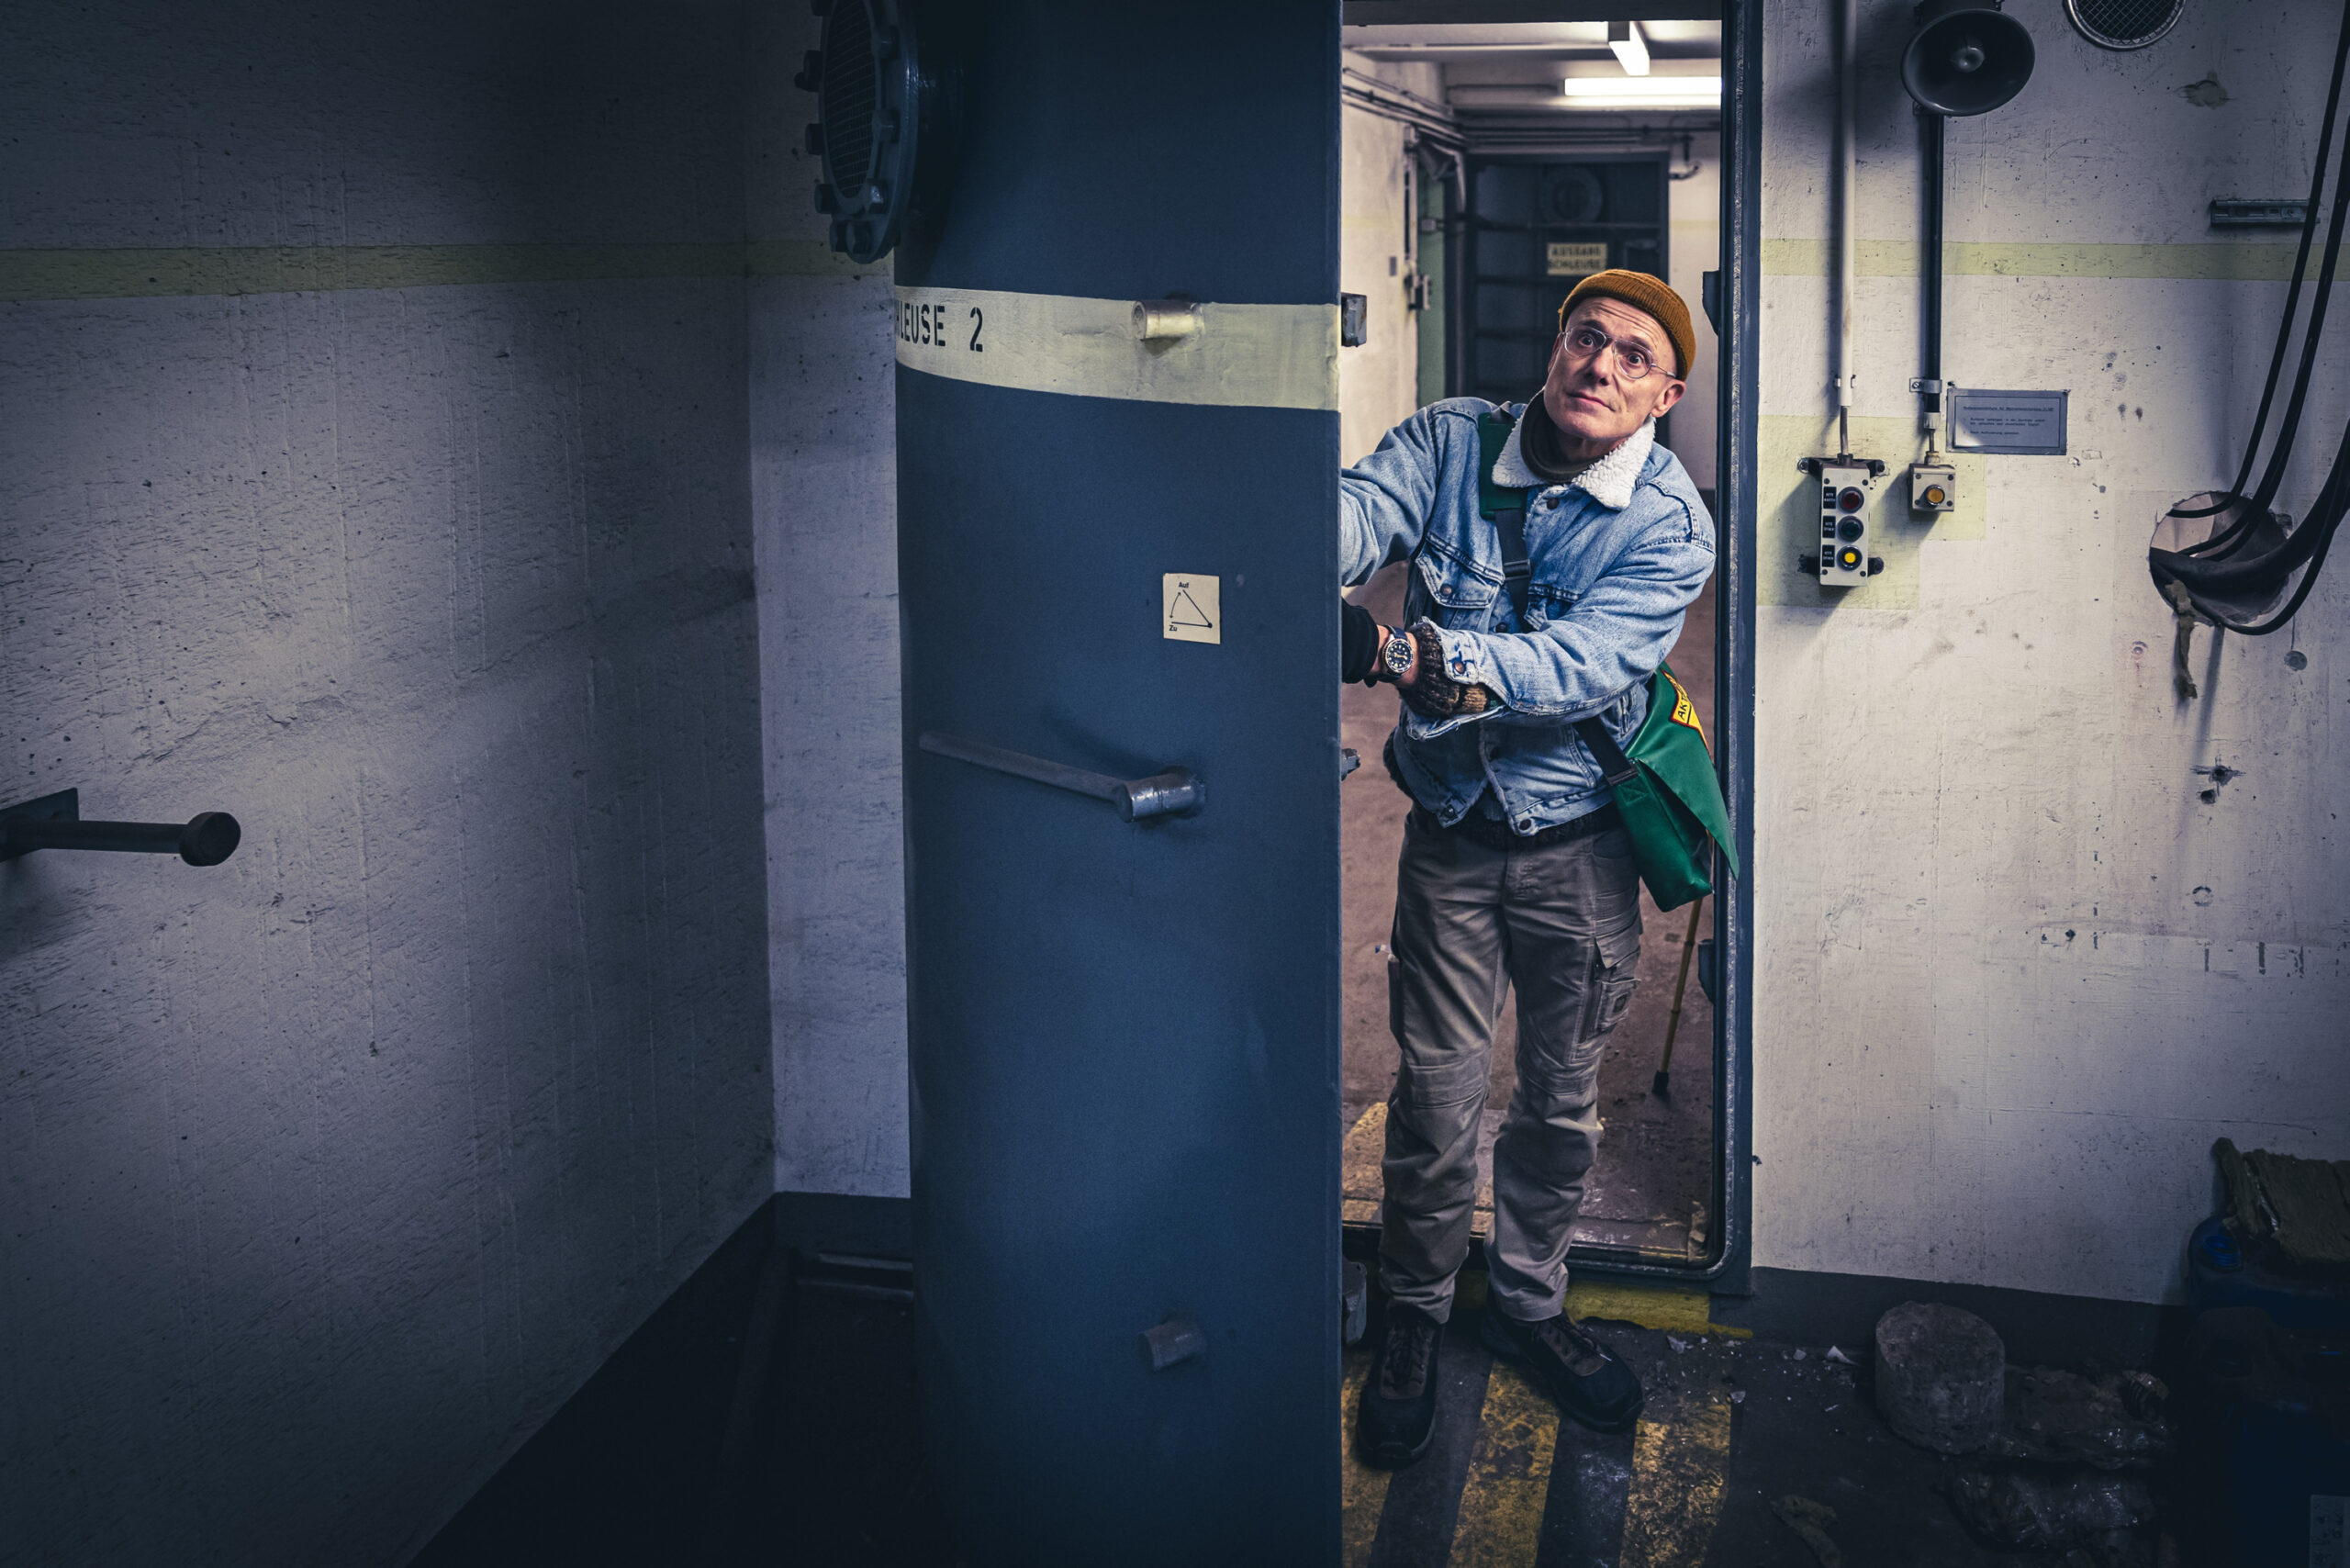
[0,788,77,864]
[2210,198,2310,229]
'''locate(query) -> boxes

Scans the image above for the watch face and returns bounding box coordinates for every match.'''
[1382,632,1415,674]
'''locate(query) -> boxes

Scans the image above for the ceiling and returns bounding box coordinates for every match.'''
[1342,20,1721,61]
[1343,17,1721,125]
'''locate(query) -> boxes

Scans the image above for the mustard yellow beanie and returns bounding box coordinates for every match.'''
[1556,269,1696,379]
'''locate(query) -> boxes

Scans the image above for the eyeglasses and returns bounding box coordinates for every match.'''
[1558,322,1674,382]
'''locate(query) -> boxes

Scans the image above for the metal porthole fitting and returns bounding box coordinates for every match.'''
[2064,0,2185,50]
[798,0,960,263]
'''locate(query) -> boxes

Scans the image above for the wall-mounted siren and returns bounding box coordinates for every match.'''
[799,0,961,264]
[1902,2,2035,518]
[1901,0,2035,117]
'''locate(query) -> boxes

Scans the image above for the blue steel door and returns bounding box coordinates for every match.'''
[893,2,1341,1560]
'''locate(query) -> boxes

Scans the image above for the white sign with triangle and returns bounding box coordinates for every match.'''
[1161,574,1220,645]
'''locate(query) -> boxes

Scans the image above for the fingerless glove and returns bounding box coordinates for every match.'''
[1400,622,1494,720]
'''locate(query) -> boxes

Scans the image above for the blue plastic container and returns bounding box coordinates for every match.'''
[2186,1215,2350,1334]
[2185,1307,2350,1568]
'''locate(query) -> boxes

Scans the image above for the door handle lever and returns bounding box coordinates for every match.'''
[0,788,241,867]
[918,733,1203,822]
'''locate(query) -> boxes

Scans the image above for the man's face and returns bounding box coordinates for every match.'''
[1540,296,1686,454]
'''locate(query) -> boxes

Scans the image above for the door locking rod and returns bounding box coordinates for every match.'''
[917,733,1203,822]
[0,788,241,866]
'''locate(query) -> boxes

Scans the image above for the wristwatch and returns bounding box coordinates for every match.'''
[1380,626,1416,681]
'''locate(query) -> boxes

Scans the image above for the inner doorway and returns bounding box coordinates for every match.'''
[1336,14,1729,1274]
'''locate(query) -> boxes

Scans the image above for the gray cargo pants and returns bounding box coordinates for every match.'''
[1380,804,1643,1324]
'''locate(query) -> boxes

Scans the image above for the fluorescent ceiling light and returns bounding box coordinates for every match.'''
[1559,74,1721,106]
[1607,19,1651,76]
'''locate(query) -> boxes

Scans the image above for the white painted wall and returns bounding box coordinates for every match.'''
[748,6,910,1200]
[1756,0,2349,1305]
[1339,54,1437,463]
[0,5,770,1562]
[1668,133,1721,490]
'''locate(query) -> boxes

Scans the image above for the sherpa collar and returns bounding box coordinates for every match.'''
[1491,409,1655,511]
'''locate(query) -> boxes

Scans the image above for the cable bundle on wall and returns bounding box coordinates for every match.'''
[2149,0,2350,643]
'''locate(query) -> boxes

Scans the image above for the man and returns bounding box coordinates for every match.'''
[1337,270,1715,1465]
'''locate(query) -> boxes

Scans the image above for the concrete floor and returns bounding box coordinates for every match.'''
[1340,1278,2074,1568]
[1342,564,1721,1261]
[748,1280,2084,1566]
[426,1235,2183,1566]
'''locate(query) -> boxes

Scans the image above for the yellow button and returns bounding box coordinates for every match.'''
[1924,485,1947,506]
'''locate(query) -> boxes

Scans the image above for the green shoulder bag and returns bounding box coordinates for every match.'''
[1473,410,1739,911]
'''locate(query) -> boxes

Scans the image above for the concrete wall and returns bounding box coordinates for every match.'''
[1339,55,1438,464]
[0,5,771,1562]
[1668,132,1720,490]
[748,6,910,1200]
[1755,0,2350,1305]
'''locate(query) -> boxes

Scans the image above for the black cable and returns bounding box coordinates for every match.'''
[2232,398,2350,633]
[2171,0,2350,537]
[2152,0,2350,632]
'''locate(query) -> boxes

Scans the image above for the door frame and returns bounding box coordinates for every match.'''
[1704,0,1761,1297]
[1335,0,1761,1294]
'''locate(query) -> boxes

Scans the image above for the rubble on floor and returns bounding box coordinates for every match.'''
[1857,1301,2181,1560]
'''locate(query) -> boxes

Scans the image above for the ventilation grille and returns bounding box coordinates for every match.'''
[822,0,878,195]
[2066,0,2185,50]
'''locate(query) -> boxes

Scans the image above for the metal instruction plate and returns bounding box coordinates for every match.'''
[1948,387,2068,455]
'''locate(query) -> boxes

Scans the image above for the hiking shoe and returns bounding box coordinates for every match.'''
[1357,1302,1444,1467]
[1481,1308,1645,1433]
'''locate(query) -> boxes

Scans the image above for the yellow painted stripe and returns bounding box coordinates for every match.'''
[1338,1357,1394,1568]
[1762,237,2303,282]
[1447,1361,1560,1566]
[1617,1386,1734,1568]
[0,240,880,302]
[891,285,1339,410]
[1567,1280,1752,1339]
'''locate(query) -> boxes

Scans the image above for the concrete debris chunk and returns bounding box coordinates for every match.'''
[1946,1470,2155,1551]
[1874,1301,2005,1453]
[1986,1366,2175,1470]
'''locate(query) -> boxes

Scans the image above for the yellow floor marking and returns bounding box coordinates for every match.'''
[1341,1103,1386,1226]
[1339,1355,1393,1568]
[1567,1280,1752,1339]
[1617,1385,1735,1568]
[1446,1361,1561,1567]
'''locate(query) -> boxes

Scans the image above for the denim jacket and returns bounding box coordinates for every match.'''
[1339,398,1716,833]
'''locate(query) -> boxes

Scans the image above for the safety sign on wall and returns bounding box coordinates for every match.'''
[1163,575,1220,644]
[1545,241,1609,277]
